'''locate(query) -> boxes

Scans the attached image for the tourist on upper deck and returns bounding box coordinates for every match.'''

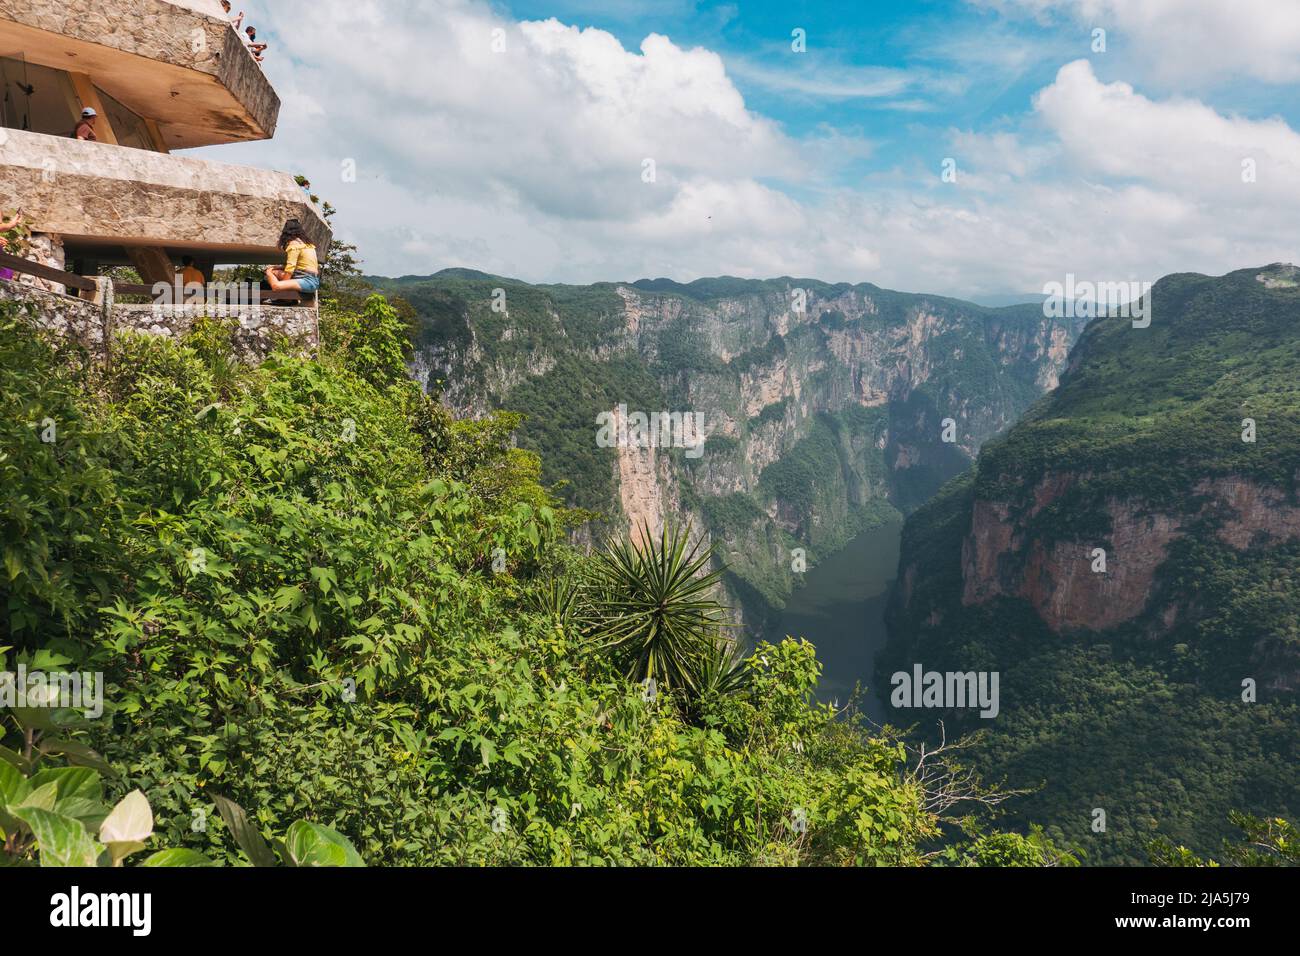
[264,219,321,296]
[73,108,97,141]
[220,1,244,30]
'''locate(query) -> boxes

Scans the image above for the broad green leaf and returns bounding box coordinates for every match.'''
[38,739,117,775]
[10,706,57,731]
[0,760,31,835]
[17,782,59,812]
[0,745,28,773]
[141,848,218,867]
[0,759,31,807]
[210,793,277,867]
[12,806,102,867]
[53,798,108,828]
[31,766,102,807]
[283,820,365,867]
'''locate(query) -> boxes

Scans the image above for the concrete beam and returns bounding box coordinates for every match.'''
[0,128,331,265]
[125,245,176,285]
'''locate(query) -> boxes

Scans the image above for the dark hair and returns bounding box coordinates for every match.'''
[181,255,194,266]
[277,219,310,249]
[246,26,255,35]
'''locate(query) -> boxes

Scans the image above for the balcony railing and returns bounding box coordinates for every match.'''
[0,250,313,306]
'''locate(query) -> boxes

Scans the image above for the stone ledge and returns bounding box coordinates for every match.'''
[0,129,331,261]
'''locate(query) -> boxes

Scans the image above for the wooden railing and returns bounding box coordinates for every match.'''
[0,251,311,305]
[0,249,97,293]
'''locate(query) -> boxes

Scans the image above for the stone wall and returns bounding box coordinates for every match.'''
[0,280,316,361]
[8,234,67,296]
[113,303,318,361]
[0,278,104,352]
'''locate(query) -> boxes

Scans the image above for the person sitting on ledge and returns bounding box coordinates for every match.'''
[73,108,98,141]
[264,219,320,298]
[220,1,244,30]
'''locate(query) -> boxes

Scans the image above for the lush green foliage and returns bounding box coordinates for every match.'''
[0,693,362,867]
[505,353,663,512]
[1150,812,1298,867]
[0,296,1064,867]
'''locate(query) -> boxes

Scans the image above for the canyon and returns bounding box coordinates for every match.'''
[380,269,1088,631]
[384,263,1299,865]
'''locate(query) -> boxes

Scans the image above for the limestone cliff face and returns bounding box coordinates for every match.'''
[957,473,1300,634]
[389,271,1090,629]
[611,402,680,545]
[593,283,1084,535]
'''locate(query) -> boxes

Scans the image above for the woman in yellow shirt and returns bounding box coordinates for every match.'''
[264,219,321,296]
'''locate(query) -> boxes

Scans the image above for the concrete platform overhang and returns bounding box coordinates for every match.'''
[0,0,279,147]
[0,128,331,266]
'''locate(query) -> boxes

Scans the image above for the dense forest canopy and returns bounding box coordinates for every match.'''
[881,268,1300,865]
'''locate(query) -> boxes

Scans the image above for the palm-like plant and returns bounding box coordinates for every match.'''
[586,521,733,696]
[533,571,581,630]
[695,632,751,700]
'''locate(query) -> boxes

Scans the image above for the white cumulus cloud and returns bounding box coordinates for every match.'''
[199,1,1300,297]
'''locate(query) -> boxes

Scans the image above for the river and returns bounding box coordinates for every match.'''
[766,520,902,723]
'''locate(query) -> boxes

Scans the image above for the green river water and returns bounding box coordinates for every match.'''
[766,520,903,722]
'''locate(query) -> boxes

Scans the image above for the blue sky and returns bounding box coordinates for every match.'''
[505,0,1300,179]
[204,0,1300,296]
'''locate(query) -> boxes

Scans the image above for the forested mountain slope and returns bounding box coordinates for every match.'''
[881,264,1300,864]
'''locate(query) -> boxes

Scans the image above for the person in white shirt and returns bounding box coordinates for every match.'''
[244,25,267,63]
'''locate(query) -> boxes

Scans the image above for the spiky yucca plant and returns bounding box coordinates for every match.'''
[586,521,739,697]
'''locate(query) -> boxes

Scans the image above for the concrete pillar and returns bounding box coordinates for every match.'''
[78,275,115,366]
[81,274,113,308]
